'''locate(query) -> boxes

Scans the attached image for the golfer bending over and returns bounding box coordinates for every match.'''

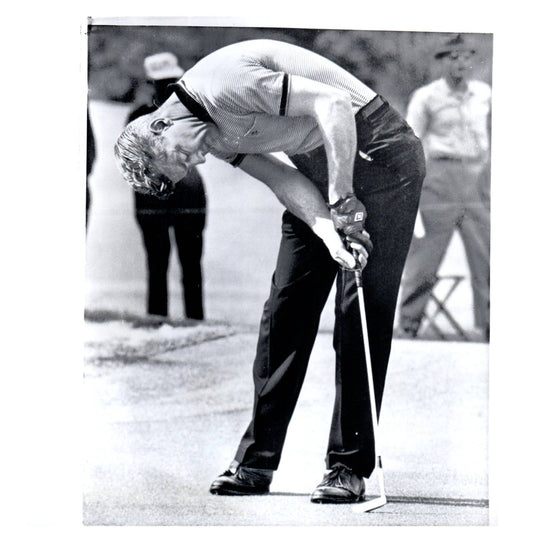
[115,39,425,504]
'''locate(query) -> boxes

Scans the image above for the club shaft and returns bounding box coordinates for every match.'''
[357,283,386,498]
[357,286,380,451]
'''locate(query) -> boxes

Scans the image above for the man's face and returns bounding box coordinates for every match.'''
[151,118,209,184]
[442,50,474,80]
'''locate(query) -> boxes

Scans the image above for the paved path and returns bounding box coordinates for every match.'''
[83,321,489,526]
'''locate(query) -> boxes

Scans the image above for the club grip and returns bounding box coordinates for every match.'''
[350,248,363,288]
[354,267,363,288]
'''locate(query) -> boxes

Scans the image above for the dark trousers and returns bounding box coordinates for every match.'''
[136,213,205,319]
[233,100,426,478]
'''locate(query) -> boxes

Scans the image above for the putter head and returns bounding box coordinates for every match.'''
[352,495,387,513]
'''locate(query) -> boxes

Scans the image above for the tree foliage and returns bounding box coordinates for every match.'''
[88,24,492,113]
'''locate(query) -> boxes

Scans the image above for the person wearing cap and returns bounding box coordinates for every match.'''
[397,34,491,340]
[114,39,425,503]
[127,52,207,320]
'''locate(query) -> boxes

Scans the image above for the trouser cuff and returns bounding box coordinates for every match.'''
[230,460,274,478]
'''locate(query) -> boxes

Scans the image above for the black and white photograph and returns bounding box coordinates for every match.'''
[84,18,492,527]
[3,3,530,532]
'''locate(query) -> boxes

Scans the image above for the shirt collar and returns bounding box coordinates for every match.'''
[170,81,214,124]
[439,77,474,99]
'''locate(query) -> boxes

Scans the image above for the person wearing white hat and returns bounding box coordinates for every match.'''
[144,51,185,80]
[127,52,207,320]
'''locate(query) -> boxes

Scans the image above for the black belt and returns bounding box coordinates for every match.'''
[357,95,387,120]
[171,82,214,124]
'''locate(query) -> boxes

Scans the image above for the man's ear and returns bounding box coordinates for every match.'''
[149,118,172,134]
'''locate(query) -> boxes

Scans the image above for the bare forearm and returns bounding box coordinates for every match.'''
[286,76,357,205]
[315,95,357,204]
[273,173,348,246]
[239,154,355,268]
[241,154,330,226]
[268,169,358,269]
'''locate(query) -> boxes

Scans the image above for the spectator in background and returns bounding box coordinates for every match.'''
[127,53,207,320]
[397,34,491,340]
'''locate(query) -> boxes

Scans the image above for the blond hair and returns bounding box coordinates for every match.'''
[114,113,174,199]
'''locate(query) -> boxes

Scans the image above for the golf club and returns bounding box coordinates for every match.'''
[344,259,387,513]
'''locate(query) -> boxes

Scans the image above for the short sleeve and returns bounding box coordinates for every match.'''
[218,64,288,116]
[406,87,429,138]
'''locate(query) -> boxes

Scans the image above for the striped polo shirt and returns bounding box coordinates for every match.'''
[177,39,376,165]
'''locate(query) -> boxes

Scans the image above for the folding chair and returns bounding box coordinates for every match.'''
[419,275,470,341]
